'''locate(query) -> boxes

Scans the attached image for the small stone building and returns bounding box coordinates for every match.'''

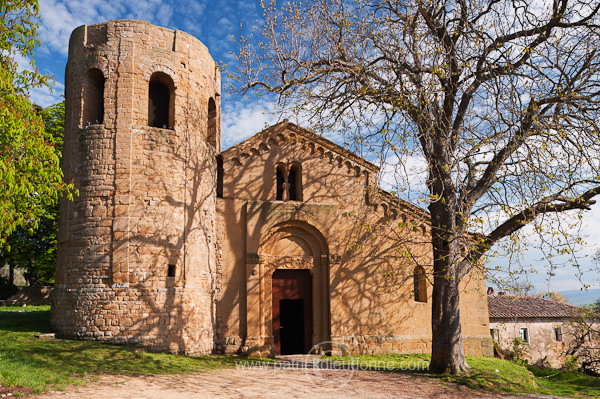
[488,294,584,367]
[52,19,493,357]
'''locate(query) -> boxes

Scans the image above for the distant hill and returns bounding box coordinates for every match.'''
[558,289,600,306]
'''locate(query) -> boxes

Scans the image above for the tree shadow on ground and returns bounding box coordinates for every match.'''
[0,310,52,333]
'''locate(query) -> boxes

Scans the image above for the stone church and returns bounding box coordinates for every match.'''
[52,20,493,357]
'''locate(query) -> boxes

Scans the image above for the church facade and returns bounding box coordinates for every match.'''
[52,20,493,358]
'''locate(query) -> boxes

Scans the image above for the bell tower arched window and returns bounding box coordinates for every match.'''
[288,166,297,200]
[83,68,105,125]
[289,163,302,201]
[413,266,427,303]
[148,72,175,128]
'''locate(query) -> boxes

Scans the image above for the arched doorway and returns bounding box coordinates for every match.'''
[246,220,330,356]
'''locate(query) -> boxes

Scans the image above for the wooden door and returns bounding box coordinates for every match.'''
[272,269,312,354]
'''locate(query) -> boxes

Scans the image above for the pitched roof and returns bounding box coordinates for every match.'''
[488,295,581,319]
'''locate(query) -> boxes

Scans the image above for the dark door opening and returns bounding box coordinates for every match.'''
[279,299,304,355]
[272,269,312,355]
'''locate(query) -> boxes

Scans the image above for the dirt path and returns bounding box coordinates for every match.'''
[34,366,561,399]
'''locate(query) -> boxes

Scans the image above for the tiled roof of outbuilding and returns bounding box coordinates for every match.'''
[488,295,580,319]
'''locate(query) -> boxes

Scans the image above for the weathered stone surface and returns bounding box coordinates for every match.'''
[53,19,220,355]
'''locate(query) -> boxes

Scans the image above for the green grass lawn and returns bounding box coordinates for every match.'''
[0,306,598,397]
[0,306,237,394]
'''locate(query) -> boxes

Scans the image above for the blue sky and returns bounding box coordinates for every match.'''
[28,0,600,297]
[31,0,278,147]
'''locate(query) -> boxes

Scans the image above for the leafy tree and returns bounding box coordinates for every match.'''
[234,0,600,373]
[0,0,71,244]
[0,207,57,285]
[0,102,64,286]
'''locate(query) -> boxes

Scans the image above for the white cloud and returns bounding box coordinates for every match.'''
[220,98,279,149]
[579,207,600,254]
[378,152,428,204]
[180,2,207,37]
[485,208,600,293]
[10,51,63,107]
[37,0,192,56]
[38,0,86,56]
[30,81,64,107]
[217,17,234,30]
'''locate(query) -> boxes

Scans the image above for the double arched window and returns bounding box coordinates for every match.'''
[276,163,302,201]
[83,68,105,125]
[148,72,175,129]
[413,266,427,303]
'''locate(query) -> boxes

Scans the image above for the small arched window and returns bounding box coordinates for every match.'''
[207,97,217,148]
[289,163,302,201]
[148,72,175,128]
[276,165,286,200]
[216,155,224,198]
[413,266,427,303]
[83,68,105,125]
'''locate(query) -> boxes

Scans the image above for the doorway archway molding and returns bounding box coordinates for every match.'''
[244,220,331,356]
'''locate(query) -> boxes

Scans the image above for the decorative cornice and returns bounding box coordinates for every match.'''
[262,255,315,270]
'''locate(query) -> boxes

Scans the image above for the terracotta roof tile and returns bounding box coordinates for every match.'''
[488,295,581,318]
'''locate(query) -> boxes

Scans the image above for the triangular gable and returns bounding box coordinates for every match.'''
[222,121,379,174]
[221,121,430,225]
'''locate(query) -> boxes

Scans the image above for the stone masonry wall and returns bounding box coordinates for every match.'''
[218,123,493,357]
[491,318,569,368]
[53,20,220,354]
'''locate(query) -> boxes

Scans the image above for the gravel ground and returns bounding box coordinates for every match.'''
[32,365,566,399]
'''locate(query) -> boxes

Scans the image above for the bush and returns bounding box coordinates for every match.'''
[0,282,18,300]
[563,355,580,374]
[512,338,529,366]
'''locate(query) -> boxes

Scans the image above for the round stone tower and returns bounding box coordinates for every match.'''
[52,20,221,354]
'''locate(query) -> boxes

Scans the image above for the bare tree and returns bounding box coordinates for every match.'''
[507,281,536,296]
[233,0,600,374]
[563,306,600,375]
[542,291,570,302]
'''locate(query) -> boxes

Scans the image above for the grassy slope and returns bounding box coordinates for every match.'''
[527,366,600,398]
[332,354,600,398]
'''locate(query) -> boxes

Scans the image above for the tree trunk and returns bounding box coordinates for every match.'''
[428,262,469,374]
[427,193,470,374]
